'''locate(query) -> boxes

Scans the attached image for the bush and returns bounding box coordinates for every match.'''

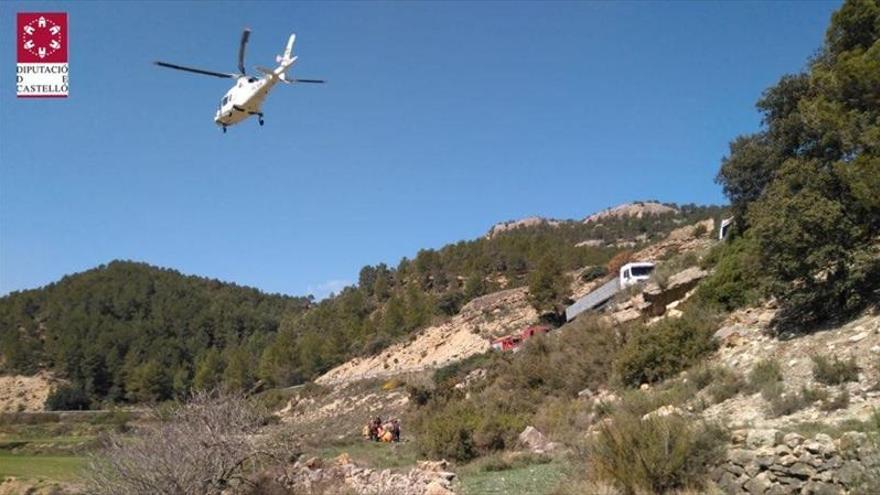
[767,388,811,418]
[614,309,719,387]
[747,358,783,395]
[706,369,745,404]
[820,390,850,412]
[85,390,294,495]
[414,400,480,462]
[812,355,859,385]
[581,266,608,283]
[691,237,763,311]
[590,410,727,494]
[45,384,91,411]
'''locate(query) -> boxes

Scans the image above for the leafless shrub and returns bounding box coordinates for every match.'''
[84,390,297,495]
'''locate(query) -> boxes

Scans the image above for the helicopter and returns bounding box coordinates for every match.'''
[154,29,324,132]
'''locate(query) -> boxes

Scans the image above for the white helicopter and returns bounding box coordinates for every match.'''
[154,29,324,132]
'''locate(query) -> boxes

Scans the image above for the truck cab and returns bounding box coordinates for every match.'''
[619,262,655,288]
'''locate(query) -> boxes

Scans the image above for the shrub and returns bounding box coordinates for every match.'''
[406,384,432,407]
[747,358,783,395]
[45,384,90,411]
[767,388,811,417]
[692,223,708,238]
[84,390,294,495]
[691,237,763,311]
[801,385,830,404]
[414,400,480,462]
[590,410,727,494]
[581,266,608,283]
[614,309,719,387]
[812,355,859,385]
[606,251,634,276]
[820,390,850,412]
[706,369,745,404]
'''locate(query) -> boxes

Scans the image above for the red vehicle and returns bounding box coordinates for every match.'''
[520,325,551,340]
[491,325,552,352]
[491,334,522,351]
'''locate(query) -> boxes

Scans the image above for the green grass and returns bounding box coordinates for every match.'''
[0,453,87,481]
[457,460,568,495]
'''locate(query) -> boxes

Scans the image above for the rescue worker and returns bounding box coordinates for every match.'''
[390,418,401,442]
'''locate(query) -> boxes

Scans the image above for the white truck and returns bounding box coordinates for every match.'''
[564,262,655,321]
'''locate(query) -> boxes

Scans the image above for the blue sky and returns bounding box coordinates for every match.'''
[0,1,840,298]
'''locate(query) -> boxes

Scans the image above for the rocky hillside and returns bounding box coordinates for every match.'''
[315,288,538,385]
[583,201,678,223]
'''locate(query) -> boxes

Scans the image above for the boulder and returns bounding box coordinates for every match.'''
[518,426,558,453]
[642,267,708,316]
[747,429,782,449]
[744,471,772,494]
[783,432,805,449]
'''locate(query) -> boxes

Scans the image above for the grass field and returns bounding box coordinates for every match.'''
[0,453,87,481]
[457,460,569,495]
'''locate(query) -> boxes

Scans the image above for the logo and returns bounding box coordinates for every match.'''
[17,13,69,98]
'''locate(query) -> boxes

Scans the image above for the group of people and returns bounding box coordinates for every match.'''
[363,416,400,443]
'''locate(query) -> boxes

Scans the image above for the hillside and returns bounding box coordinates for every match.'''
[0,202,724,410]
[0,261,311,405]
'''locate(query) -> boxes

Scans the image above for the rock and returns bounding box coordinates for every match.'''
[745,462,762,478]
[777,454,798,467]
[803,480,843,495]
[783,432,805,449]
[838,431,868,455]
[715,324,748,347]
[803,435,836,457]
[728,449,757,466]
[747,429,782,449]
[744,471,772,494]
[577,388,594,398]
[774,444,792,456]
[717,471,743,494]
[518,426,558,453]
[642,267,708,316]
[417,460,449,472]
[786,462,816,479]
[835,460,863,485]
[642,405,684,421]
[765,485,789,495]
[848,332,868,343]
[424,481,455,495]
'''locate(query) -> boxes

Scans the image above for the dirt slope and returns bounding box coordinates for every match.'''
[0,372,58,412]
[316,288,538,386]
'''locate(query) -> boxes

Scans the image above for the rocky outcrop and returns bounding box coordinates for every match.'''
[712,429,879,494]
[583,202,678,223]
[273,456,457,495]
[487,217,560,238]
[642,266,708,316]
[518,426,560,454]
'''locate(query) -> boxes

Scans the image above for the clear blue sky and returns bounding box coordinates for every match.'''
[0,1,840,298]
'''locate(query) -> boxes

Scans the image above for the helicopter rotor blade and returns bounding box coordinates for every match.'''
[154,61,236,79]
[292,78,326,83]
[238,28,251,75]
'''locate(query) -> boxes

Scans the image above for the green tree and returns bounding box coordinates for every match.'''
[717,0,880,328]
[527,254,572,314]
[193,349,224,391]
[126,360,172,403]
